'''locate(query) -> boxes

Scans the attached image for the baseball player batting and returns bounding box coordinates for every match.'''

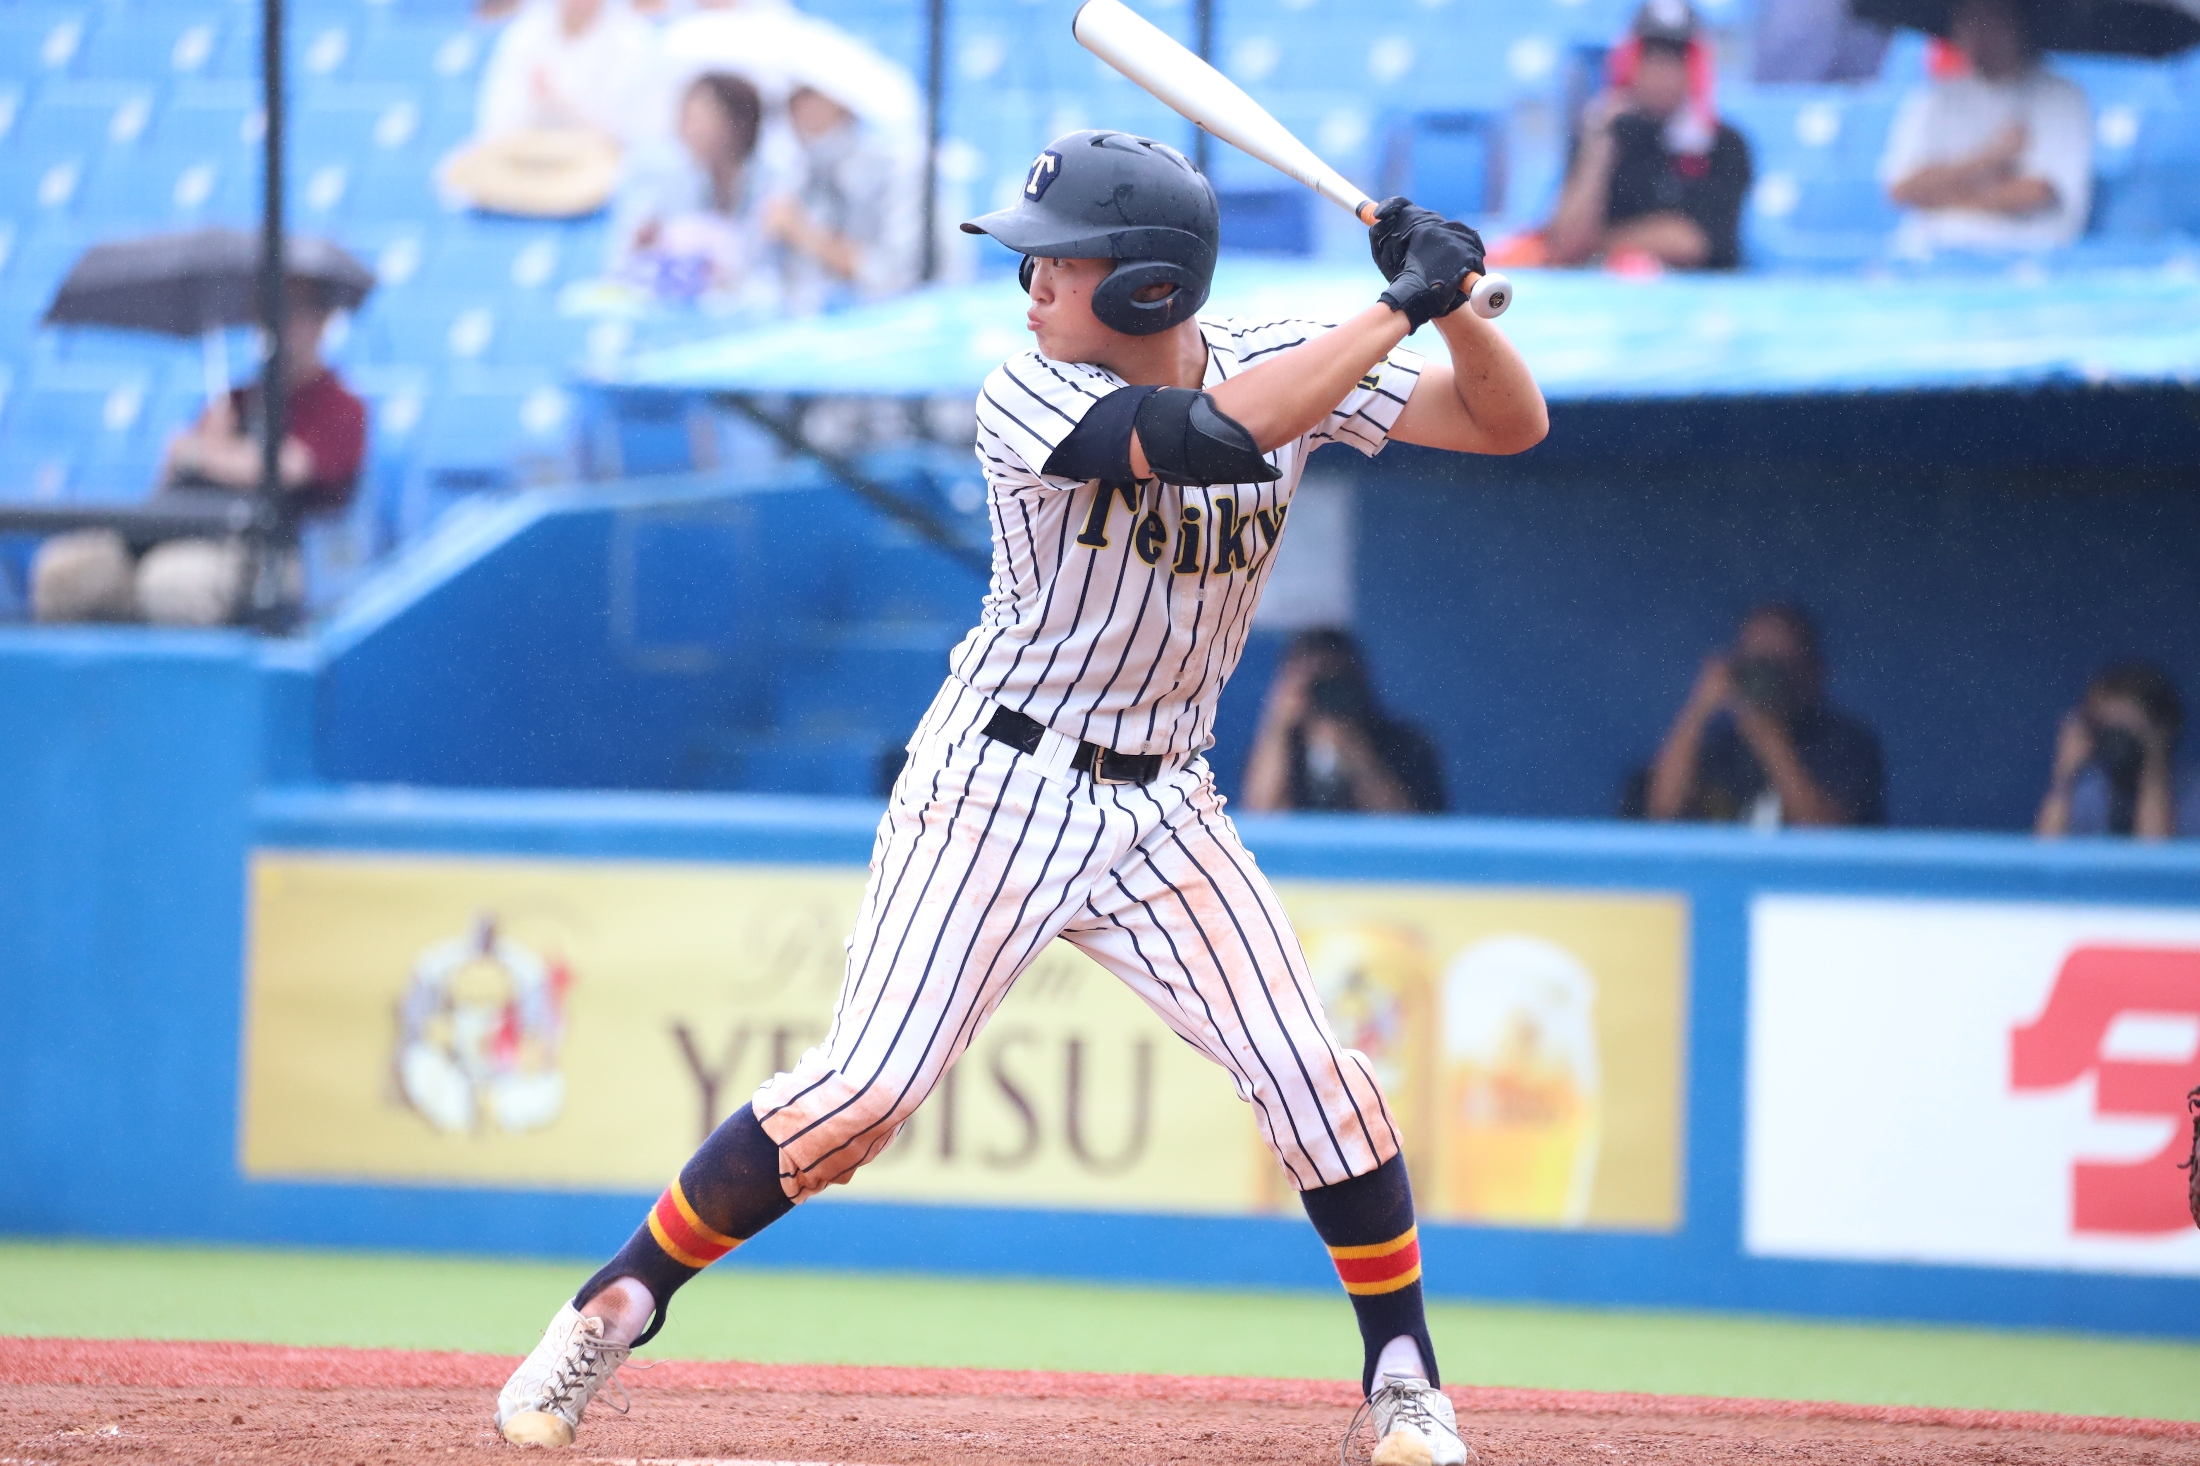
[495,133,1546,1465]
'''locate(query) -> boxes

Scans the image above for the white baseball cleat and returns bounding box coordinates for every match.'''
[1358,1372,1476,1466]
[495,1302,633,1448]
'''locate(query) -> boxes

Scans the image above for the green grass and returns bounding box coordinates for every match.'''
[2,1240,2195,1423]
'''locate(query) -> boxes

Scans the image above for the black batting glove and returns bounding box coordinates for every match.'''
[1368,196,1448,283]
[1377,216,1486,328]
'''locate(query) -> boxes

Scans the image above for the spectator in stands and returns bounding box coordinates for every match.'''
[442,0,661,218]
[2036,662,2200,840]
[475,0,659,147]
[765,63,926,311]
[1243,629,1448,814]
[611,71,774,303]
[30,282,367,627]
[1532,0,1754,272]
[1754,0,1890,83]
[1880,0,2091,253]
[1646,602,1886,827]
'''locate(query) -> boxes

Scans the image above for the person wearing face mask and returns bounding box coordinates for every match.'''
[762,62,924,312]
[2036,662,2199,841]
[1534,0,1754,271]
[1880,0,2091,253]
[1646,601,1887,828]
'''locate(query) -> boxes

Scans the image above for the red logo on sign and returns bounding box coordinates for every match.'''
[2010,945,2200,1235]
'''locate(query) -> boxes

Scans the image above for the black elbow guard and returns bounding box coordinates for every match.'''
[1133,387,1280,487]
[1042,383,1156,483]
[1040,383,1280,489]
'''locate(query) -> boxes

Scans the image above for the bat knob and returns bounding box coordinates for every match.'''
[1468,272,1513,320]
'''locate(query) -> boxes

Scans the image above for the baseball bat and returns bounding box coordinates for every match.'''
[1071,0,1512,319]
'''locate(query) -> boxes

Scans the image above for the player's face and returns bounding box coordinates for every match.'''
[1024,256,1120,360]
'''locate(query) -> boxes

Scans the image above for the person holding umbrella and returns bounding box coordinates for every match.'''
[1877,0,2093,252]
[31,250,367,626]
[762,51,926,312]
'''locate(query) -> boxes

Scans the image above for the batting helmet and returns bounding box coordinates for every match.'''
[961,130,1219,337]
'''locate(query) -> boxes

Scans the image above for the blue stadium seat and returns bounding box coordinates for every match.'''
[344,157,448,222]
[0,10,94,86]
[77,147,253,228]
[417,378,573,475]
[294,82,424,160]
[2094,103,2200,236]
[489,304,590,372]
[6,79,156,157]
[0,444,79,504]
[0,152,88,221]
[163,78,264,155]
[3,225,90,308]
[351,17,488,80]
[290,20,357,85]
[1215,189,1312,256]
[5,375,160,502]
[353,296,505,368]
[77,11,233,84]
[1377,111,1509,220]
[338,220,434,301]
[428,223,572,297]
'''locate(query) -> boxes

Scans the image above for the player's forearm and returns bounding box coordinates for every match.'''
[1206,305,1411,453]
[1414,310,1547,455]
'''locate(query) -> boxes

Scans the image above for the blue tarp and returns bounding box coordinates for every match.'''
[605,258,2200,402]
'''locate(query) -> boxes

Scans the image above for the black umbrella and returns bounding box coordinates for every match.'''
[1851,0,2200,56]
[42,226,374,338]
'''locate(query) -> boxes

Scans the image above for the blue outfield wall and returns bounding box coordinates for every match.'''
[5,630,2200,1339]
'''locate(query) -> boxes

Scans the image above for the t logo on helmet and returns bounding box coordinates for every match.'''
[1024,150,1064,201]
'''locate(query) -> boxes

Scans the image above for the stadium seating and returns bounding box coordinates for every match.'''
[0,0,2193,620]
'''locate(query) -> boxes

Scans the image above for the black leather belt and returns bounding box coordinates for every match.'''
[981,705,1166,786]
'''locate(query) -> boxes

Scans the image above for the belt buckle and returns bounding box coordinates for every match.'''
[1090,749,1135,786]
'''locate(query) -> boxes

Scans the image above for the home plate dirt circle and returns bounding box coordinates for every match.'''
[5,1338,2198,1465]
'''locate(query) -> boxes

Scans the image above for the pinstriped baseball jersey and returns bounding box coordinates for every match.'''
[953,317,1425,758]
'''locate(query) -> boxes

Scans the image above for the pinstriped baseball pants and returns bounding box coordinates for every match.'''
[752,676,1402,1200]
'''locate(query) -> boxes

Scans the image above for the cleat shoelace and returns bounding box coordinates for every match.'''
[1382,1381,1444,1438]
[538,1324,630,1421]
[1342,1377,1452,1466]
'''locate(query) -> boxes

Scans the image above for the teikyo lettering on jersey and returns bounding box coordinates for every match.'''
[957,316,1423,759]
[1071,480,1286,578]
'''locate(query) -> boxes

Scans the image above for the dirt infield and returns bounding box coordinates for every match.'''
[5,1339,2198,1465]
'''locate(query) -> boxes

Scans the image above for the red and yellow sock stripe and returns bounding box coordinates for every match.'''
[645,1180,742,1271]
[1327,1225,1422,1296]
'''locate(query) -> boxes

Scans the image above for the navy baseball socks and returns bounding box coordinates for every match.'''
[575,1103,795,1346]
[573,1104,1436,1392]
[1300,1152,1440,1397]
